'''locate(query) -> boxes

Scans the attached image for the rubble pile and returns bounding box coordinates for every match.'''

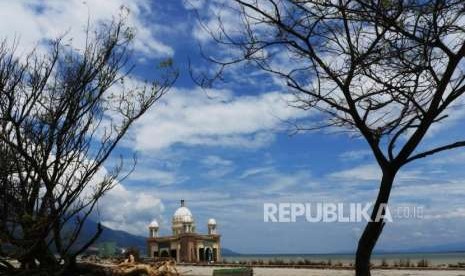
[79,255,180,276]
[112,260,179,276]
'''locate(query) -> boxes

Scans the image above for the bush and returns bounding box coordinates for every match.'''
[381,259,389,267]
[417,259,429,267]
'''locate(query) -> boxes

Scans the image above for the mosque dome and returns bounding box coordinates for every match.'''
[149,219,159,228]
[181,214,194,223]
[172,200,194,224]
[207,218,217,225]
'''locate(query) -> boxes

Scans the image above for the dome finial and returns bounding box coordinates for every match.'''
[181,199,185,207]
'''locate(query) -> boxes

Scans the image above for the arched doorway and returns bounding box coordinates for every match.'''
[205,248,212,263]
[199,248,205,262]
[160,250,169,258]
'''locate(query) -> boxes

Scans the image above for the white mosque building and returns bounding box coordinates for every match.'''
[147,200,221,263]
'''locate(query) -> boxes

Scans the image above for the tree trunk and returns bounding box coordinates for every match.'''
[59,256,78,276]
[355,169,396,276]
[18,238,58,275]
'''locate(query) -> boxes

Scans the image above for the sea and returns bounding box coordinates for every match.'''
[223,252,465,266]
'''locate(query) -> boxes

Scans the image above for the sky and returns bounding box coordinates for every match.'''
[2,0,465,254]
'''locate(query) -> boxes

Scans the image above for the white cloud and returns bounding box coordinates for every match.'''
[98,183,164,235]
[426,149,465,165]
[0,0,173,57]
[239,166,274,179]
[133,88,309,151]
[424,208,465,220]
[264,171,314,194]
[201,155,233,167]
[191,1,240,43]
[182,0,205,10]
[328,164,381,182]
[328,164,427,183]
[339,149,373,161]
[201,155,235,178]
[72,165,163,235]
[128,168,186,186]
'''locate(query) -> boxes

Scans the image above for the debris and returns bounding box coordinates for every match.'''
[115,260,180,276]
[78,259,180,276]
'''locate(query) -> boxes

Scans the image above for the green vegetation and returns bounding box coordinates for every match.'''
[213,267,253,276]
[417,259,430,268]
[98,242,116,258]
[220,257,436,268]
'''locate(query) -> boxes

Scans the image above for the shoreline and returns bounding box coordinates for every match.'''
[218,252,465,268]
[178,263,465,271]
[177,265,465,276]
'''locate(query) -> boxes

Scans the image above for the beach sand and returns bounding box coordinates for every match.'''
[178,266,465,276]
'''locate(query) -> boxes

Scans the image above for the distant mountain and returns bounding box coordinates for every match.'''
[72,219,146,254]
[401,242,465,254]
[221,248,241,256]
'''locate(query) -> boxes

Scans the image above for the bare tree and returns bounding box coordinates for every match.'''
[195,1,465,275]
[0,15,177,275]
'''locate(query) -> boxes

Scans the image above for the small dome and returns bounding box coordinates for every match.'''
[149,219,159,228]
[208,218,217,225]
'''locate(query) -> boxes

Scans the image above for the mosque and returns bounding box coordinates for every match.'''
[147,200,221,263]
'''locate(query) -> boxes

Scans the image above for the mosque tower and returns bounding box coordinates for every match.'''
[207,218,217,235]
[148,219,159,238]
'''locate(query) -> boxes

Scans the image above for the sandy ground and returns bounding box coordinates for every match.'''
[178,266,465,276]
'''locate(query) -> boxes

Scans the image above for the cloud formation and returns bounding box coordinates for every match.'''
[98,183,164,235]
[133,88,308,151]
[0,0,173,57]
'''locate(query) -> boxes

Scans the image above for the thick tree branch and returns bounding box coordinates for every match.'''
[405,140,465,164]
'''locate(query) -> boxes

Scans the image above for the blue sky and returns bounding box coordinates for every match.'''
[2,0,465,254]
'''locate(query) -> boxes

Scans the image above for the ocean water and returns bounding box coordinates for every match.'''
[224,252,465,266]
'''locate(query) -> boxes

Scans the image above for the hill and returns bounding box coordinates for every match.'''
[73,219,146,254]
[221,248,241,256]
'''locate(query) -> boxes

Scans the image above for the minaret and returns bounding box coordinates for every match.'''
[149,220,159,238]
[207,218,217,235]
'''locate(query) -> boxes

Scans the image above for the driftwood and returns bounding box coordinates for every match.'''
[77,256,180,276]
[115,260,179,276]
